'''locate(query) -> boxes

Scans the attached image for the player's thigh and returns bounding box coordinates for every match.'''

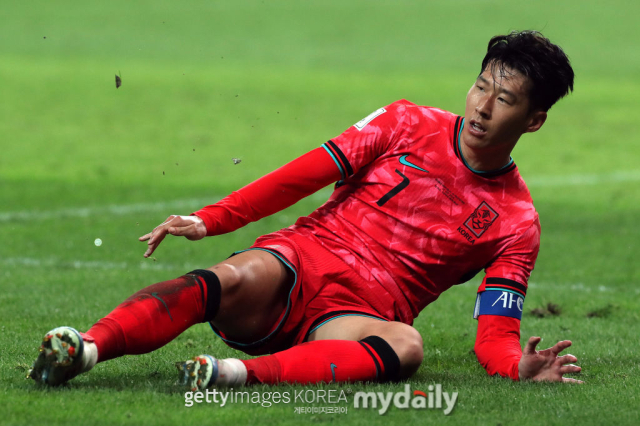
[207,250,294,338]
[308,316,424,378]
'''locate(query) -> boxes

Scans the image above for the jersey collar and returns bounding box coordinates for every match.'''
[453,117,517,178]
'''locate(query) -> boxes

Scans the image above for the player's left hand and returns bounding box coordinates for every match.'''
[139,214,207,258]
[518,336,583,383]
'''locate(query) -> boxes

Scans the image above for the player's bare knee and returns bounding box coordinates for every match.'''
[209,251,291,326]
[370,323,423,378]
[211,263,242,293]
[396,327,424,372]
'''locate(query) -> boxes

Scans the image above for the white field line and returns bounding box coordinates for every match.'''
[525,170,640,187]
[1,256,200,272]
[1,170,639,223]
[4,257,636,294]
[527,281,629,293]
[0,189,335,223]
[0,197,217,222]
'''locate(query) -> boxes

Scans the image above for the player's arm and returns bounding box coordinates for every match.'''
[139,147,341,257]
[140,100,411,257]
[473,220,582,383]
[193,146,342,236]
[475,315,582,383]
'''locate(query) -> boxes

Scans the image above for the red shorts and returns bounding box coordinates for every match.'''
[210,229,400,355]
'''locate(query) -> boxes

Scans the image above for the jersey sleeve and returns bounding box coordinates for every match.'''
[193,147,342,236]
[474,216,540,319]
[472,217,541,380]
[323,99,413,179]
[474,315,522,380]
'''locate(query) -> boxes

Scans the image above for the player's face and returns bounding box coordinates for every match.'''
[463,63,546,151]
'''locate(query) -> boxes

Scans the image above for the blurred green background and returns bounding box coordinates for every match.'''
[1,1,639,425]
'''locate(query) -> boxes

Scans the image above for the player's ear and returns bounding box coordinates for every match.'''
[524,110,547,133]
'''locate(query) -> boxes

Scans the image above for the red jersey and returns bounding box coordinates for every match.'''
[289,99,539,324]
[195,99,541,380]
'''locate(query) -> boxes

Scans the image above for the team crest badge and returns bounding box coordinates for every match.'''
[464,201,499,238]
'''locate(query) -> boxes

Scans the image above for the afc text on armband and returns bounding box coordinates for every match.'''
[474,290,524,320]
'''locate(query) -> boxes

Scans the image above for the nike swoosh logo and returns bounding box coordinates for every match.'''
[330,363,337,382]
[399,155,429,173]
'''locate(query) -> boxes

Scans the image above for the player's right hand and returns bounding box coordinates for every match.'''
[518,336,583,383]
[139,215,207,258]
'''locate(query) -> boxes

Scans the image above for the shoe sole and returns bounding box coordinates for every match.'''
[28,326,84,386]
[176,355,218,391]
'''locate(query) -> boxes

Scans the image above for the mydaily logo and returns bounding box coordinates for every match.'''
[353,384,458,415]
[184,383,458,416]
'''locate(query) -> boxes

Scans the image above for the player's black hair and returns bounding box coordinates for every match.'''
[481,31,574,112]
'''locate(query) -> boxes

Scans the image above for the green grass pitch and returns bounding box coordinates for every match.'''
[1,1,639,425]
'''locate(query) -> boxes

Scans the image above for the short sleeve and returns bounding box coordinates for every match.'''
[473,217,541,320]
[322,99,413,179]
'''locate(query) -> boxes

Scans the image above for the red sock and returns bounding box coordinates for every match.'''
[241,336,400,384]
[85,270,220,362]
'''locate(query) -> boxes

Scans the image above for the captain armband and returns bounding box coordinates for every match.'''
[473,279,527,320]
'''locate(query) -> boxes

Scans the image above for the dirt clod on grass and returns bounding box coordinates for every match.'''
[587,304,613,318]
[530,302,562,318]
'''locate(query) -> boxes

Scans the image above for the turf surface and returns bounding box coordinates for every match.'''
[1,1,639,425]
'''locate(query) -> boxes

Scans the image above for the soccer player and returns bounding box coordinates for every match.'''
[30,30,582,389]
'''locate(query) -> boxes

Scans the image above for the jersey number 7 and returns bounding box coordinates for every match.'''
[377,170,410,207]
